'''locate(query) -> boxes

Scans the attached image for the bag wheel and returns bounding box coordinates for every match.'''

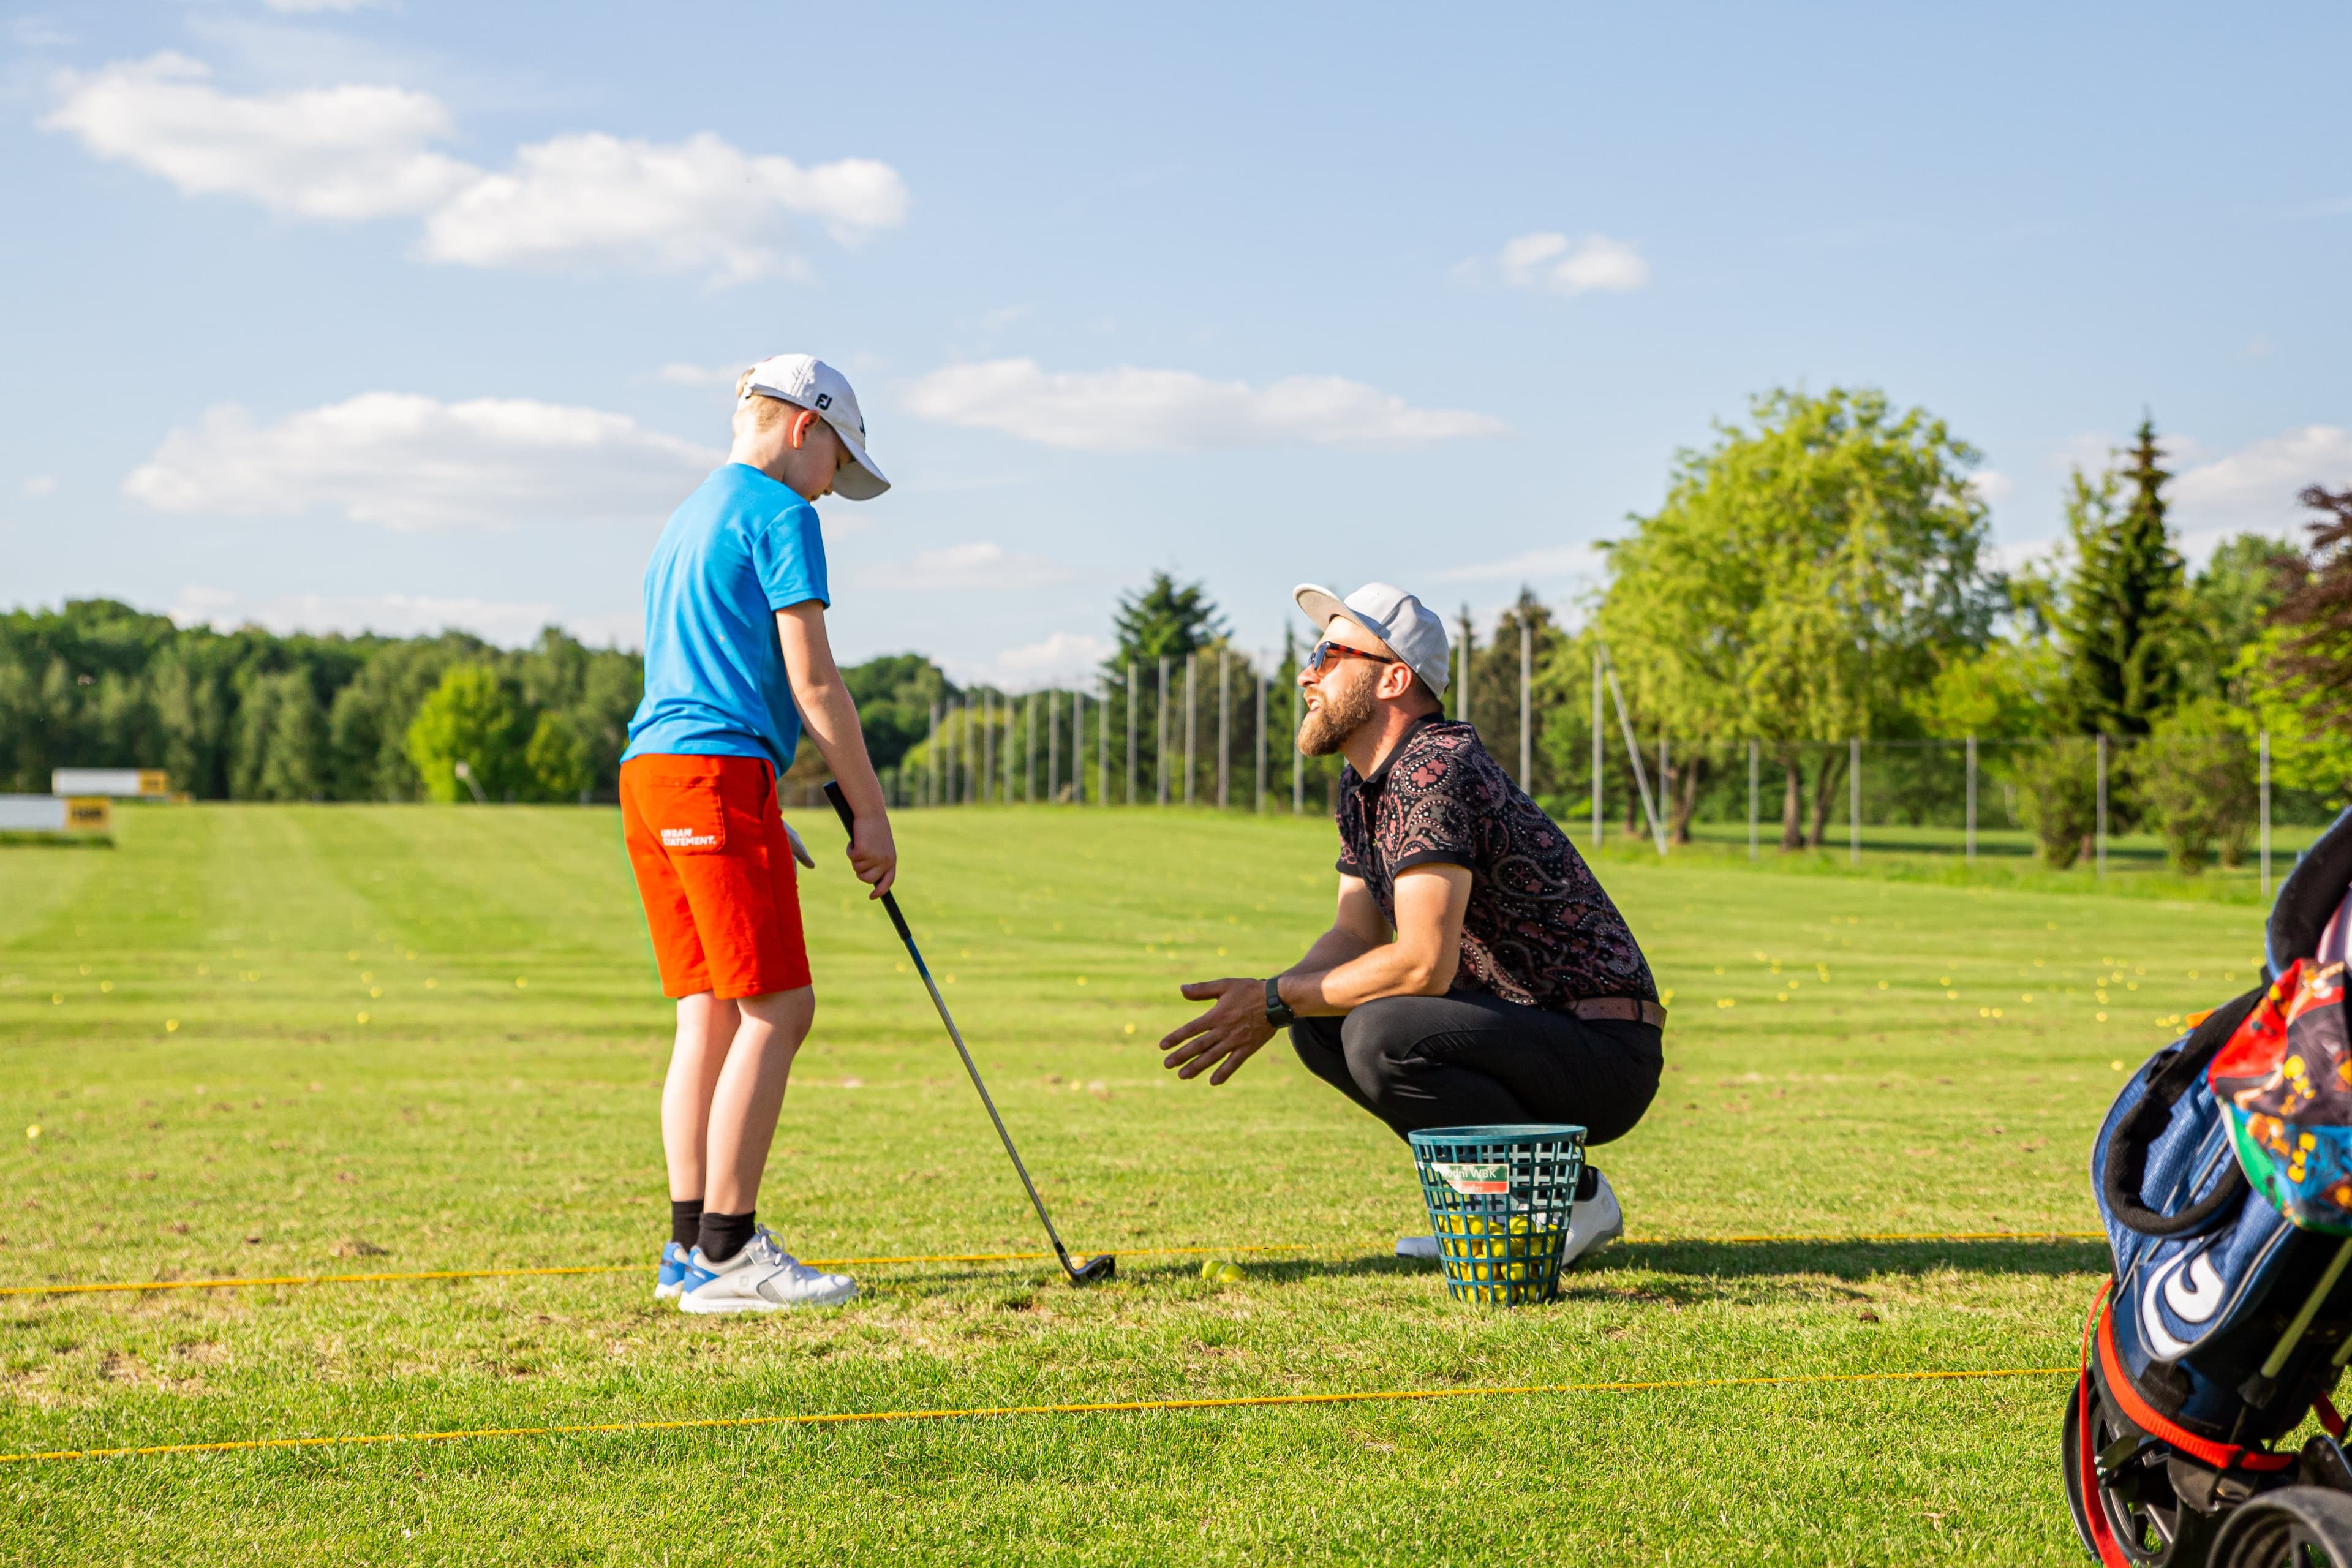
[2067,1373,2217,1564]
[2209,1486,2352,1567]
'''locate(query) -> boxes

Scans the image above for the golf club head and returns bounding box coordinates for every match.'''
[1066,1253,1116,1286]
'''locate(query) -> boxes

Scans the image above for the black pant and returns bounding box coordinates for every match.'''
[1290,992,1662,1147]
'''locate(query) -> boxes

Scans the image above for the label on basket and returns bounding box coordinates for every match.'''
[1430,1161,1510,1195]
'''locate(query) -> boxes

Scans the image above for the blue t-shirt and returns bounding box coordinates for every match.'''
[623,464,830,774]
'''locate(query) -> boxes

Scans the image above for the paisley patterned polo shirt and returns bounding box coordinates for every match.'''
[1333,716,1658,1011]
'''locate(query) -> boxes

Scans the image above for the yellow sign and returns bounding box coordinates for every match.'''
[137,771,170,798]
[64,797,113,832]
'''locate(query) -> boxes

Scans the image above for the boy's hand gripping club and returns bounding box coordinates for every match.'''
[822,782,1114,1286]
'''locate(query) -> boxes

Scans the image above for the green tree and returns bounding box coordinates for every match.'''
[2267,486,2352,740]
[231,669,326,801]
[2060,420,2185,736]
[1108,572,1225,665]
[2012,740,2098,869]
[404,664,529,803]
[1598,386,1998,849]
[523,710,591,801]
[840,654,956,774]
[2133,698,2258,873]
[2180,533,2291,704]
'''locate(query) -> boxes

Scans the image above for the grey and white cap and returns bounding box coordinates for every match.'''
[1292,582,1450,699]
[741,353,890,500]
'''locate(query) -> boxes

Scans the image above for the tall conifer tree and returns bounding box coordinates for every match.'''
[2062,417,2184,735]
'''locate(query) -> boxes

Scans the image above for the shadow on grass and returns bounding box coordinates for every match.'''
[1598,1235,2108,1281]
[852,1236,2112,1306]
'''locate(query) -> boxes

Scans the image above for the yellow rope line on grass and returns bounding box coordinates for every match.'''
[0,1365,2075,1464]
[0,1231,2106,1298]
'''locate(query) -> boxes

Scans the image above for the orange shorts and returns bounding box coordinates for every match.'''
[620,753,812,1000]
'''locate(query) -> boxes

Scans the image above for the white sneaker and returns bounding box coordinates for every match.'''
[677,1227,857,1313]
[1396,1235,1442,1261]
[1561,1170,1624,1267]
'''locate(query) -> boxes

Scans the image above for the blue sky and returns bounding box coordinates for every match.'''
[4,1,2347,686]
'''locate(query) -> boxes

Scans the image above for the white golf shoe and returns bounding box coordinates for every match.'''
[677,1227,857,1313]
[1561,1169,1624,1267]
[1396,1234,1443,1261]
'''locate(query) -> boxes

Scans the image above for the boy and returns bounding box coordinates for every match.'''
[620,354,897,1312]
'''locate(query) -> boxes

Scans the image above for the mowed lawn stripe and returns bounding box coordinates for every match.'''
[0,803,2271,1561]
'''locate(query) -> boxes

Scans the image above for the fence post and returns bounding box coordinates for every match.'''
[1218,650,1230,810]
[1849,737,1860,867]
[1458,608,1473,729]
[1098,681,1109,807]
[2096,733,2108,879]
[1255,664,1267,815]
[1126,661,1137,805]
[1519,619,1532,787]
[1589,647,1603,851]
[1747,739,1758,860]
[1072,690,1085,804]
[1184,654,1197,805]
[1291,664,1303,815]
[1660,734,1670,850]
[2261,729,2272,899]
[1157,657,1170,806]
[1602,658,1666,856]
[1966,735,1976,866]
[957,698,969,804]
[927,702,940,807]
[1044,690,1057,804]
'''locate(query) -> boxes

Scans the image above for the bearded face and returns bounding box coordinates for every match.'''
[1297,662,1379,757]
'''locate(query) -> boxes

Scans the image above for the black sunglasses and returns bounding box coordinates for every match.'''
[1304,639,1398,676]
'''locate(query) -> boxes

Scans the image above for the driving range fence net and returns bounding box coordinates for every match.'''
[790,638,2334,888]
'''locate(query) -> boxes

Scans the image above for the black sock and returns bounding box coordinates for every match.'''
[698,1209,756,1264]
[669,1199,703,1251]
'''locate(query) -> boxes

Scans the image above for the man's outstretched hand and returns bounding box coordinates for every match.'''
[1159,978,1282,1085]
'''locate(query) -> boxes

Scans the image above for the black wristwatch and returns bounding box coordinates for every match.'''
[1264,975,1296,1029]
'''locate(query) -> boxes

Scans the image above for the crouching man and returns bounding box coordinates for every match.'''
[1157,582,1664,1265]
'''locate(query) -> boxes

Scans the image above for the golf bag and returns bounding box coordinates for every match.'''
[2067,807,2352,1566]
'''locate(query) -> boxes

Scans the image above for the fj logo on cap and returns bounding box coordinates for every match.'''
[814,393,832,409]
[660,827,717,849]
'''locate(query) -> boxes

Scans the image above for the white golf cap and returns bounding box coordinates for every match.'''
[741,353,890,500]
[1293,582,1450,698]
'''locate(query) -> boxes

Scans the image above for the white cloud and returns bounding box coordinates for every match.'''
[1989,538,2063,576]
[903,359,1510,451]
[42,52,473,219]
[124,392,719,531]
[2173,425,2352,538]
[1433,544,1601,583]
[262,0,388,12]
[1498,232,1649,295]
[42,54,907,284]
[959,631,1115,691]
[856,541,1076,594]
[23,475,57,497]
[419,132,907,284]
[1969,468,2015,505]
[170,584,638,649]
[654,361,744,388]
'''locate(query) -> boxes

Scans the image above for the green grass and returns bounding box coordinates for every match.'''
[0,801,2283,1562]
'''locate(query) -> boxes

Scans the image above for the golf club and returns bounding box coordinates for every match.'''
[823,781,1115,1286]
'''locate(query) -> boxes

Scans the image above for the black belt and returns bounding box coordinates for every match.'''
[1572,996,1667,1028]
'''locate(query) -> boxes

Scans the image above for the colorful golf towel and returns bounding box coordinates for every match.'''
[2210,954,2352,1235]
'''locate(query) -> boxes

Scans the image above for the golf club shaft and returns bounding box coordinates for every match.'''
[822,784,1082,1273]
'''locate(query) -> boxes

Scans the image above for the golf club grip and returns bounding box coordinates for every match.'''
[822,781,914,944]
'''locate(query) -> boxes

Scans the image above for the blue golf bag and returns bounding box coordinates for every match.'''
[2067,808,2352,1566]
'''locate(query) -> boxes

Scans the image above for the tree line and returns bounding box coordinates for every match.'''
[1581,388,2352,873]
[12,385,2346,870]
